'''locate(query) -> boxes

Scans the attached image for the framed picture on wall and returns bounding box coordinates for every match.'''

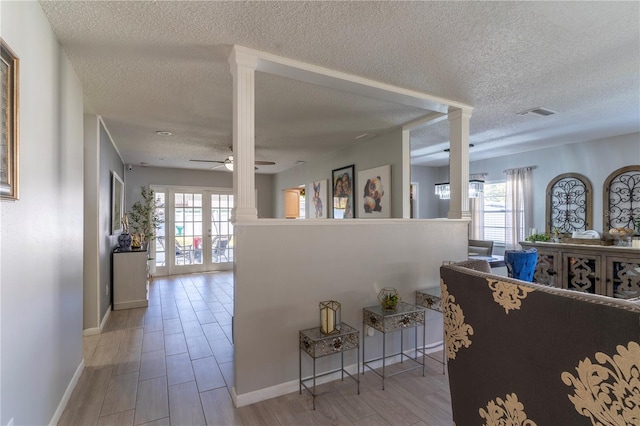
[1,39,19,201]
[112,171,124,235]
[358,165,391,218]
[307,179,328,218]
[332,164,355,219]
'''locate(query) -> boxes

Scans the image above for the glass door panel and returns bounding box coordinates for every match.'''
[154,191,167,269]
[210,193,234,265]
[174,192,203,270]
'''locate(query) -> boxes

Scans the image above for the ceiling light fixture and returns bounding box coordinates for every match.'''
[434,179,485,200]
[155,130,173,136]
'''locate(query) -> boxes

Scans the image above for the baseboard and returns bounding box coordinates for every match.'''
[83,305,112,336]
[49,358,84,426]
[100,306,111,331]
[114,300,148,310]
[233,343,445,408]
[82,327,100,336]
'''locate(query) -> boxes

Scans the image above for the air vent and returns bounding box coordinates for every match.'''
[517,107,557,117]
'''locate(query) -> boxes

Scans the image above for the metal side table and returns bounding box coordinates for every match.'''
[362,302,426,390]
[416,287,446,374]
[299,323,360,410]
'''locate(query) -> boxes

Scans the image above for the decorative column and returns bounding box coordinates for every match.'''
[228,47,258,221]
[447,107,473,220]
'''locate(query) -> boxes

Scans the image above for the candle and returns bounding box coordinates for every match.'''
[321,307,334,334]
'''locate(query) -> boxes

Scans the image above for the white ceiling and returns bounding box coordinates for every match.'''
[39,1,640,172]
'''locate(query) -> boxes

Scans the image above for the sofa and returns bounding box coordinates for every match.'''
[439,260,640,425]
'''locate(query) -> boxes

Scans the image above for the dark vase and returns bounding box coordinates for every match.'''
[118,233,132,251]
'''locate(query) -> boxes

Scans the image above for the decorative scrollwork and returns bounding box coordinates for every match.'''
[546,173,592,234]
[604,166,640,231]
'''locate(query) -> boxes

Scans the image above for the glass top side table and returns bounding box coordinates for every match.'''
[416,287,445,373]
[362,302,426,389]
[299,322,360,410]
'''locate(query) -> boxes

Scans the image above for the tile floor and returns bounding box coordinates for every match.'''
[58,271,452,425]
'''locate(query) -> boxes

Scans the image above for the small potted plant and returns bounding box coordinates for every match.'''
[378,288,401,310]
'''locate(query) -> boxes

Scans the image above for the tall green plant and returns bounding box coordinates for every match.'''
[128,186,164,245]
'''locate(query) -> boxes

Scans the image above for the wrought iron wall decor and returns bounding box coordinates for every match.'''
[603,165,640,231]
[545,173,592,234]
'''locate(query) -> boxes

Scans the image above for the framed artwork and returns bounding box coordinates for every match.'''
[112,171,124,235]
[307,179,328,218]
[1,39,19,201]
[358,165,391,218]
[332,164,355,219]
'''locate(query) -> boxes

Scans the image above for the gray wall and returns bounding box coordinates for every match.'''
[410,165,440,219]
[1,2,84,424]
[100,124,125,320]
[273,130,405,218]
[234,219,468,402]
[124,166,274,218]
[411,132,640,224]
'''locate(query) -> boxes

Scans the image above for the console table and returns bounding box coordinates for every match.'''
[113,249,149,310]
[520,241,640,299]
[415,287,445,373]
[362,302,426,390]
[299,323,359,410]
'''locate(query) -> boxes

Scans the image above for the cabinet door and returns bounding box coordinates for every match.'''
[562,252,601,294]
[606,256,640,299]
[533,250,561,287]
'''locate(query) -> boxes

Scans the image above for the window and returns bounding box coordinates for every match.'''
[483,182,506,244]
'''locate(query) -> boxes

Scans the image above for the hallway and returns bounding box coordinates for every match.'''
[59,272,452,425]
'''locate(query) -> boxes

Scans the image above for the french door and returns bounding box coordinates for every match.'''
[152,187,234,275]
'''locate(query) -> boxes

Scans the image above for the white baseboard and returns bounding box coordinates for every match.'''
[233,344,444,408]
[49,359,84,426]
[82,327,100,336]
[83,306,111,336]
[100,306,111,330]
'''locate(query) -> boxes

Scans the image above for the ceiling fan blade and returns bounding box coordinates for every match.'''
[209,164,225,170]
[189,159,224,163]
[255,160,276,166]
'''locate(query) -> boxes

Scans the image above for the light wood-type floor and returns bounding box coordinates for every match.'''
[59,272,453,426]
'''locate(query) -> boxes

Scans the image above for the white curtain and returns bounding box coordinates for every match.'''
[470,192,484,239]
[505,167,534,250]
[469,173,486,239]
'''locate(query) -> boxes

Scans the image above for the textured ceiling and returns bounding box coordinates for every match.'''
[39,1,640,172]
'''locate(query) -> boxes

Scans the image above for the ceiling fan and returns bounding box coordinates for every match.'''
[190,156,275,170]
[190,146,276,170]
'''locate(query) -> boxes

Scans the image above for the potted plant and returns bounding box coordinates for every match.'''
[128,186,164,251]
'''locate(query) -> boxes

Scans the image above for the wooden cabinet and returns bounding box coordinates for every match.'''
[113,250,148,310]
[520,242,640,299]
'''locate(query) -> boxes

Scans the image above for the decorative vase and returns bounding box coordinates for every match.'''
[378,287,400,310]
[118,232,132,251]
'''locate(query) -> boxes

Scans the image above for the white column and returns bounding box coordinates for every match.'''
[447,107,472,220]
[402,129,412,219]
[229,47,258,221]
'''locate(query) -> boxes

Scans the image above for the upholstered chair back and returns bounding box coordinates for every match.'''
[439,264,640,425]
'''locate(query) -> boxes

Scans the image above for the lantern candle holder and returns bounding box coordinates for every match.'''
[319,300,341,335]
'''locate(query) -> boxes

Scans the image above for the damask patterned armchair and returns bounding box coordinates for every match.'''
[440,262,640,425]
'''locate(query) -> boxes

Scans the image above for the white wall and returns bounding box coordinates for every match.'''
[1,2,84,424]
[124,166,274,218]
[233,219,468,404]
[273,130,406,218]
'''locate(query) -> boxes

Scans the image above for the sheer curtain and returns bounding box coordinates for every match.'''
[505,167,534,250]
[469,173,486,239]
